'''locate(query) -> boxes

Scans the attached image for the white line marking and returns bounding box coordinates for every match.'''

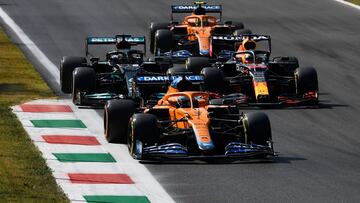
[0,7,174,202]
[333,0,360,10]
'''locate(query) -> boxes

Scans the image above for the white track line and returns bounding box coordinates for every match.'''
[334,0,360,10]
[0,7,174,203]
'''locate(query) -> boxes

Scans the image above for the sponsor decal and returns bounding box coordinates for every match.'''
[87,37,116,43]
[88,37,145,44]
[137,75,204,82]
[172,5,221,11]
[212,35,270,41]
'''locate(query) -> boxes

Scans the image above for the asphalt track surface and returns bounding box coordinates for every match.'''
[1,0,360,202]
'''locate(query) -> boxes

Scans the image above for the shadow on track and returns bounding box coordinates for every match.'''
[140,155,306,165]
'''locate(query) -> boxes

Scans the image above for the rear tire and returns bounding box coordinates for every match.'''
[242,112,272,145]
[186,57,210,74]
[128,113,159,159]
[233,29,253,36]
[231,21,245,30]
[72,67,96,104]
[201,67,225,93]
[154,29,173,55]
[104,99,136,143]
[149,22,169,54]
[272,56,299,75]
[294,67,318,94]
[166,67,188,76]
[60,56,87,93]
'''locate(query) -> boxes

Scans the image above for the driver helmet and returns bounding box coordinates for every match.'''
[243,53,253,64]
[195,18,201,27]
[203,17,209,26]
[110,53,127,64]
[177,96,191,108]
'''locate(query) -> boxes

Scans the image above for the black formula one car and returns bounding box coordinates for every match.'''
[185,34,319,107]
[149,2,250,61]
[60,34,172,106]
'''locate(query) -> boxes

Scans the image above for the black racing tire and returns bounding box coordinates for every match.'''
[104,99,136,143]
[166,66,188,76]
[154,29,173,55]
[242,112,272,146]
[186,57,210,74]
[273,56,299,74]
[294,67,318,94]
[72,67,96,104]
[201,67,225,93]
[231,21,245,30]
[233,29,253,36]
[128,113,159,159]
[149,22,169,54]
[60,56,87,93]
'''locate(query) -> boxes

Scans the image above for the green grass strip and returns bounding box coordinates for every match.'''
[0,26,68,202]
[53,153,116,162]
[346,0,360,5]
[31,119,86,128]
[84,195,150,203]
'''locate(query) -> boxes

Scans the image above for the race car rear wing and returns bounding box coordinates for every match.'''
[171,4,222,21]
[212,34,272,53]
[85,34,146,57]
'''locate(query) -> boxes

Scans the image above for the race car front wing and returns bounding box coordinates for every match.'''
[134,141,275,160]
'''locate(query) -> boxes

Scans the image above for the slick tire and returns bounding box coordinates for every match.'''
[154,29,173,55]
[231,21,245,30]
[201,67,225,94]
[60,56,87,93]
[186,57,210,74]
[242,112,272,145]
[104,99,136,143]
[149,22,169,54]
[273,56,299,74]
[128,113,159,159]
[72,67,96,104]
[166,67,188,76]
[233,29,253,36]
[294,67,318,94]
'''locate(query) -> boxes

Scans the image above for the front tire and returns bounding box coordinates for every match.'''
[294,67,318,94]
[72,67,96,104]
[128,113,159,159]
[242,112,272,146]
[104,99,136,143]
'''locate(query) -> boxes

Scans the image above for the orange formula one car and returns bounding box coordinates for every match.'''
[149,2,250,61]
[104,88,275,160]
